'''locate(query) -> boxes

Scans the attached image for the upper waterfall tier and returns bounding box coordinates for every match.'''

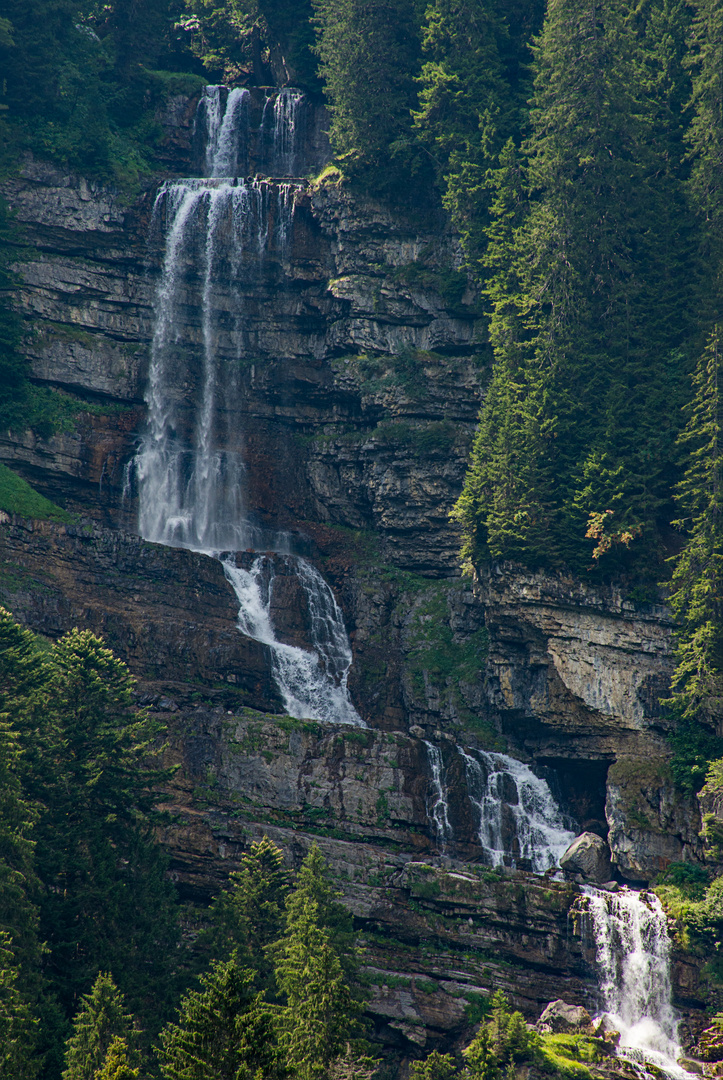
[195,85,331,179]
[137,176,301,552]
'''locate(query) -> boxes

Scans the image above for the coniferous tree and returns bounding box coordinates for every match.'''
[414,0,542,273]
[157,951,282,1080]
[0,929,38,1078]
[667,329,723,732]
[273,845,360,1080]
[454,0,693,574]
[61,973,138,1080]
[27,629,179,1045]
[94,1037,140,1080]
[687,0,723,282]
[311,0,425,193]
[206,836,290,992]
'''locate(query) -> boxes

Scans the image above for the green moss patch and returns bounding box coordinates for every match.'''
[0,464,72,522]
[537,1034,605,1078]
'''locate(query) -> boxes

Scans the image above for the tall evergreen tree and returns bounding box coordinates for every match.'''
[687,0,723,282]
[273,845,360,1080]
[311,0,425,193]
[157,951,282,1080]
[61,973,138,1080]
[25,629,179,1055]
[0,929,38,1078]
[666,328,723,730]
[206,836,290,992]
[414,0,542,273]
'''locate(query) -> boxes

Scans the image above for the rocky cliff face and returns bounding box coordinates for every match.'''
[0,91,709,1060]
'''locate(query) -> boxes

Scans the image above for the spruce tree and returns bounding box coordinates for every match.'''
[273,844,360,1080]
[157,952,282,1080]
[94,1037,140,1080]
[454,0,694,574]
[206,836,290,992]
[275,896,359,1080]
[311,0,425,193]
[29,630,179,1045]
[687,0,723,280]
[666,328,723,733]
[0,929,38,1079]
[61,973,137,1080]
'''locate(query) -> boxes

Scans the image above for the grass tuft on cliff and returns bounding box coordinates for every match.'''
[0,463,72,522]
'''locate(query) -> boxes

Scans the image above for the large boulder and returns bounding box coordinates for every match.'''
[537,1000,593,1035]
[560,832,612,883]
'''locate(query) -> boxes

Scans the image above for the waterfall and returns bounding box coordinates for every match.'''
[424,742,452,846]
[138,177,296,552]
[223,557,362,725]
[459,748,575,872]
[197,85,306,178]
[204,86,250,177]
[135,98,363,726]
[270,88,304,176]
[584,888,693,1079]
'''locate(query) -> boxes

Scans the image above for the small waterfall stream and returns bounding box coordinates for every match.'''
[422,741,575,869]
[424,742,453,845]
[136,86,363,726]
[460,748,575,872]
[584,888,694,1079]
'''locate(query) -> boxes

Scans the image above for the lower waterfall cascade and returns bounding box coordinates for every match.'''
[460,747,576,872]
[584,887,695,1079]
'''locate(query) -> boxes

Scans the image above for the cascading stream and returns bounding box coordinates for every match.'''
[421,741,574,869]
[584,887,694,1080]
[136,88,363,726]
[459,747,575,872]
[423,741,452,846]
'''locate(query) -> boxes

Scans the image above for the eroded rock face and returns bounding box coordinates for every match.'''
[605,760,703,880]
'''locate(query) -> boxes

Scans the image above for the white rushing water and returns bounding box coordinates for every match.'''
[223,557,363,725]
[198,84,305,178]
[203,86,250,177]
[459,747,575,872]
[138,177,298,552]
[424,742,452,845]
[135,104,363,726]
[585,887,694,1080]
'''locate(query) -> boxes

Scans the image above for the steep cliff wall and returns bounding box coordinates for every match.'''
[0,94,709,1059]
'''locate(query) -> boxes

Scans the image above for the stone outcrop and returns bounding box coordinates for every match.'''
[560,833,613,884]
[537,1000,593,1034]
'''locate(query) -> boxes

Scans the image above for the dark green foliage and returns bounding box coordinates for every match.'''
[687,0,723,282]
[30,630,180,1041]
[453,0,696,576]
[273,844,361,1080]
[312,0,427,195]
[0,612,181,1075]
[414,0,541,274]
[463,991,538,1080]
[664,331,723,793]
[205,835,290,992]
[94,1037,140,1080]
[0,929,38,1078]
[0,0,203,186]
[61,973,138,1080]
[157,951,283,1080]
[410,1050,457,1080]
